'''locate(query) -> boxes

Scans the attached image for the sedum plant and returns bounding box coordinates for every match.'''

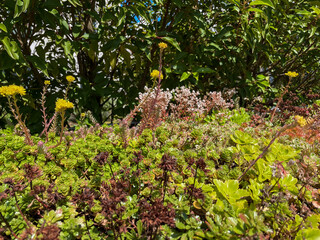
[0,84,33,145]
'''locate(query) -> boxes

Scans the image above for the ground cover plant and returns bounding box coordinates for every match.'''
[1,66,320,239]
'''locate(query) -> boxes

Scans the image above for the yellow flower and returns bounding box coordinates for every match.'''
[0,85,26,97]
[44,80,51,85]
[158,42,168,49]
[285,71,299,78]
[55,98,74,112]
[150,70,163,79]
[81,113,86,118]
[294,115,307,127]
[66,75,75,83]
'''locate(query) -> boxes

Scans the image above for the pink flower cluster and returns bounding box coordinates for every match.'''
[137,86,235,124]
[170,87,206,119]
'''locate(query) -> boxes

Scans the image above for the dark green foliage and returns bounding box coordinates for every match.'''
[1,1,320,131]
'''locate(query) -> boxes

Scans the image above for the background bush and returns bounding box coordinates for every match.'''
[1,0,320,132]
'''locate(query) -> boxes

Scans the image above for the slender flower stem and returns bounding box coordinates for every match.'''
[64,83,70,100]
[40,85,49,139]
[40,113,57,143]
[237,123,296,181]
[8,97,33,145]
[150,49,164,117]
[139,49,164,133]
[270,77,292,122]
[59,111,66,144]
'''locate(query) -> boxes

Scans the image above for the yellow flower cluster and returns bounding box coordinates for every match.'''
[285,71,299,78]
[44,80,51,85]
[294,115,307,127]
[66,75,75,83]
[158,42,168,49]
[55,98,74,112]
[150,70,163,80]
[0,85,26,97]
[81,113,86,118]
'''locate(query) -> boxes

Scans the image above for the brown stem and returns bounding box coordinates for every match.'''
[59,111,66,144]
[64,83,70,100]
[120,72,158,147]
[40,85,48,137]
[40,113,57,143]
[10,97,33,145]
[237,123,295,181]
[14,192,31,228]
[34,194,49,209]
[140,49,164,133]
[0,211,18,238]
[270,76,292,122]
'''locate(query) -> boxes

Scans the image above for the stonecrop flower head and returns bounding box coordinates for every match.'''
[294,115,307,127]
[0,85,26,97]
[44,80,51,85]
[81,113,86,118]
[159,42,168,49]
[150,70,163,80]
[285,71,299,78]
[55,98,74,113]
[66,75,75,83]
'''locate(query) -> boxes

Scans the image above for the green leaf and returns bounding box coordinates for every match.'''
[230,130,258,145]
[14,0,30,18]
[0,23,7,33]
[67,0,82,7]
[22,0,30,12]
[103,37,123,52]
[109,52,117,70]
[248,179,264,202]
[265,142,298,163]
[306,215,320,229]
[162,37,181,51]
[250,0,275,9]
[62,41,72,57]
[120,46,131,66]
[137,220,143,236]
[310,27,317,38]
[214,179,249,204]
[278,175,298,194]
[14,0,23,18]
[247,7,264,13]
[226,0,241,6]
[256,159,272,182]
[311,6,320,15]
[296,228,320,240]
[1,37,20,60]
[176,221,186,230]
[294,9,312,15]
[180,72,191,81]
[60,19,69,31]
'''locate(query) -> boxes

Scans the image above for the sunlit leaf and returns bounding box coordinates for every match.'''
[250,0,275,9]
